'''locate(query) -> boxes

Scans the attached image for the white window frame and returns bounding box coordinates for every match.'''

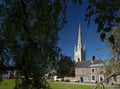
[91,74,96,82]
[99,75,104,82]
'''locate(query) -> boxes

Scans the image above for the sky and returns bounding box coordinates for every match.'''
[57,1,111,61]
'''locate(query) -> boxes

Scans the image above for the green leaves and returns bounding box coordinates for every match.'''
[57,56,74,78]
[100,32,106,41]
[85,0,120,42]
[105,24,120,58]
[108,35,114,44]
[72,0,83,5]
[0,0,67,89]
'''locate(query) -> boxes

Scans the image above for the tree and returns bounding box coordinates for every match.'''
[73,0,120,42]
[0,0,66,89]
[56,56,74,78]
[107,24,120,57]
[85,0,120,42]
[105,24,120,77]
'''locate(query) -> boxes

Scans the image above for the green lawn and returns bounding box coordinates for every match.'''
[49,81,107,89]
[0,79,120,89]
[0,79,15,89]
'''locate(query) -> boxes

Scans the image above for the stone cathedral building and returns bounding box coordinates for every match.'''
[74,24,106,83]
[74,24,86,62]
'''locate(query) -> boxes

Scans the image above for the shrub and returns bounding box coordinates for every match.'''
[64,79,70,82]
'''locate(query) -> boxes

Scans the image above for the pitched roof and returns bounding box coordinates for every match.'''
[88,59,104,64]
[75,59,105,68]
[75,61,89,68]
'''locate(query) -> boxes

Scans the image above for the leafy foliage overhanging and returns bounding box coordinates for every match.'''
[74,0,120,42]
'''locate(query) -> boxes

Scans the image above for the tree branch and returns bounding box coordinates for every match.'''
[20,0,34,44]
[94,70,120,89]
[20,0,38,50]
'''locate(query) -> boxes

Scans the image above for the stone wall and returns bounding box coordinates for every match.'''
[64,76,75,82]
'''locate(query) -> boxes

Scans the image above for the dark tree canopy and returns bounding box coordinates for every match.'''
[0,0,66,89]
[85,0,120,42]
[57,56,74,78]
[73,0,120,42]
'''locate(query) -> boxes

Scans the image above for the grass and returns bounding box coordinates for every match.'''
[49,81,108,89]
[0,79,120,89]
[0,79,15,89]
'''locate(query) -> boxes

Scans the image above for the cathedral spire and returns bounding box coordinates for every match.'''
[78,24,82,48]
[74,24,86,62]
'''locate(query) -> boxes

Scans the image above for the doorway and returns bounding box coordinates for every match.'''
[80,77,84,82]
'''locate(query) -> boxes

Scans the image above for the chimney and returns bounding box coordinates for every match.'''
[91,56,95,63]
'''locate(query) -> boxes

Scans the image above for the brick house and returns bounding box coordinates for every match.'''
[75,56,106,83]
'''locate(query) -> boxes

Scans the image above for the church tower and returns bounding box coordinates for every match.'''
[74,24,86,62]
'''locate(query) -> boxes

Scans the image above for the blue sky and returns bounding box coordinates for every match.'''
[58,1,111,61]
